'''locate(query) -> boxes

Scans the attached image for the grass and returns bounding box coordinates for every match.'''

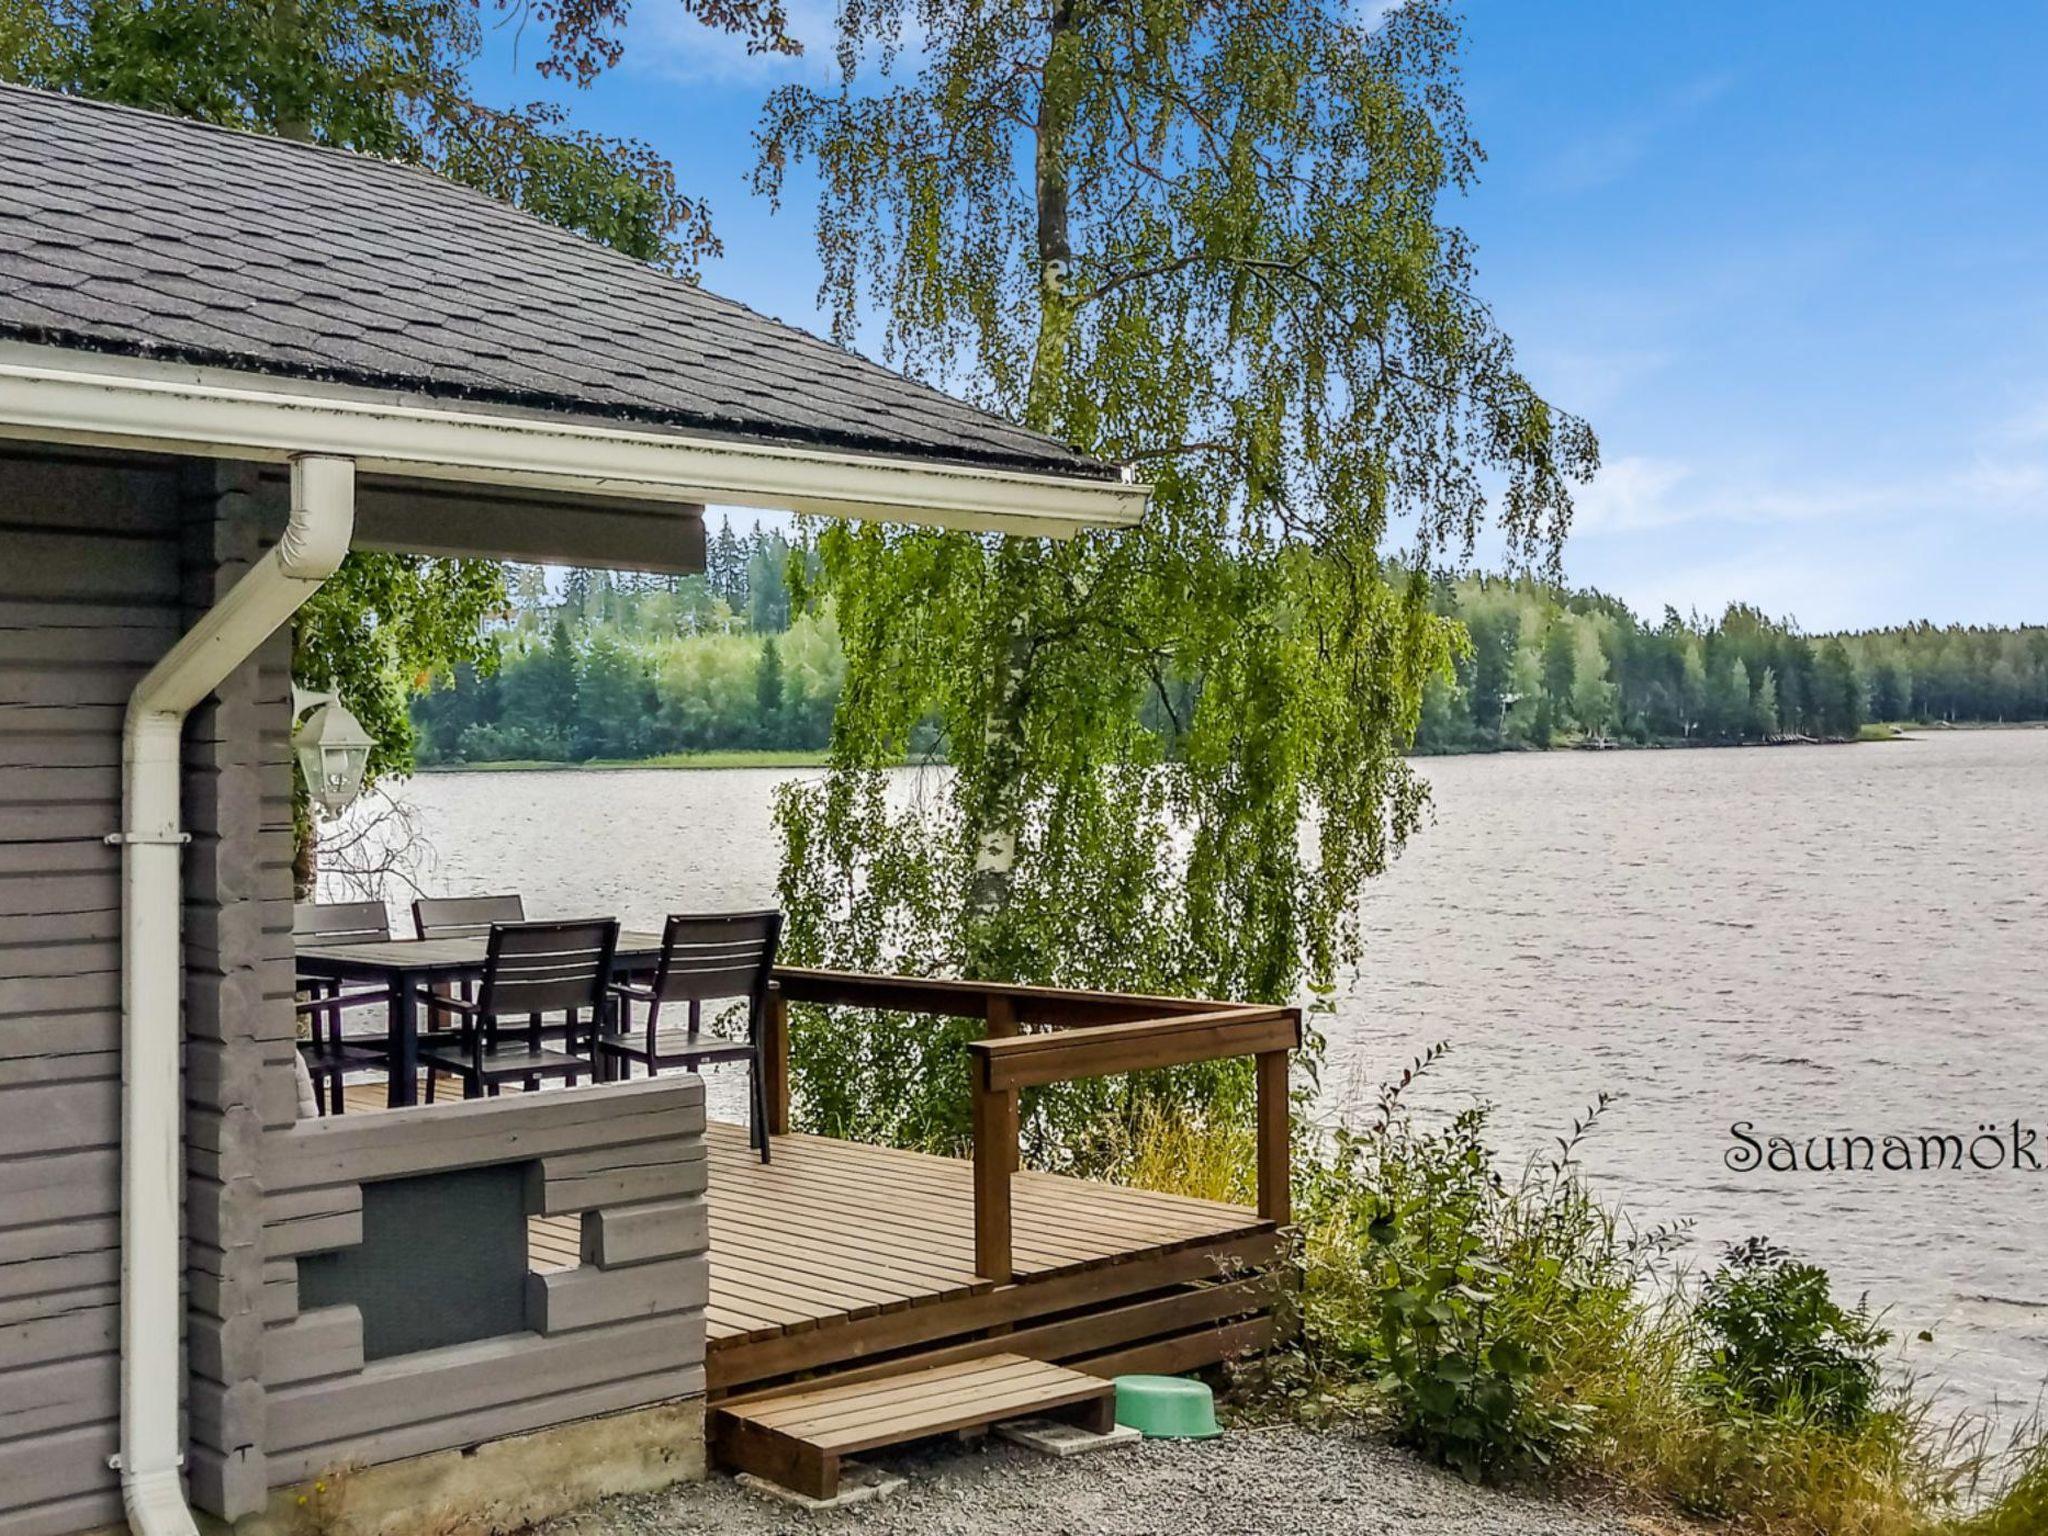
[1108,1099,1257,1206]
[1111,1094,2043,1536]
[1956,1438,2048,1534]
[416,749,837,772]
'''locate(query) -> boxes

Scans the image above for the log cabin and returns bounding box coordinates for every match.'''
[0,82,1294,1536]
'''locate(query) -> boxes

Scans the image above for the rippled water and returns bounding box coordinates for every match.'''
[383,729,2048,1419]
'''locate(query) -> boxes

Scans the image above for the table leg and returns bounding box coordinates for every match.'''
[394,973,420,1107]
[384,987,402,1109]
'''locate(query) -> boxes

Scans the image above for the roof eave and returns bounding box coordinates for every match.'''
[0,345,1149,539]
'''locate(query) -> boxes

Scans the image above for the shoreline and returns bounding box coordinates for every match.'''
[412,719,2048,775]
[415,749,840,773]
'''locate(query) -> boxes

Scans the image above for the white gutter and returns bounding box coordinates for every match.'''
[0,349,1150,538]
[112,455,356,1536]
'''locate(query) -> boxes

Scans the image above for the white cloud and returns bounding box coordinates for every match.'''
[1621,537,1919,633]
[1571,422,2048,542]
[1537,73,1734,195]
[1572,455,1694,533]
[1991,391,2048,446]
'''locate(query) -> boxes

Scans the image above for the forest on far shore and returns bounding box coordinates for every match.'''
[409,520,2048,766]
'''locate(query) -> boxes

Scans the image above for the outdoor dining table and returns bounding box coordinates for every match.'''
[293,928,669,1106]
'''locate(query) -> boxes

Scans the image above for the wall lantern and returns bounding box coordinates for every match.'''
[292,687,374,819]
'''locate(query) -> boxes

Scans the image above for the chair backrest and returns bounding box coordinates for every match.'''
[413,893,525,940]
[476,918,619,1017]
[648,910,783,1008]
[293,900,392,945]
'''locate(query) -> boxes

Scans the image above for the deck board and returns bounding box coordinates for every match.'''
[335,1079,1273,1372]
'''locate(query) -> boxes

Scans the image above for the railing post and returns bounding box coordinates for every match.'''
[1255,1046,1290,1226]
[984,994,1018,1037]
[764,983,790,1137]
[969,1056,1015,1284]
[983,994,1021,1168]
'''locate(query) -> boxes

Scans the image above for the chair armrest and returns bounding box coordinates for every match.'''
[608,983,659,1003]
[412,987,479,1016]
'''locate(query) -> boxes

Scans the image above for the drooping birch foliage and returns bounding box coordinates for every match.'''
[761,2,1596,1142]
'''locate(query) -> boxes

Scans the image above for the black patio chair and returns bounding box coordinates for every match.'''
[292,900,394,1116]
[596,910,783,1163]
[412,893,526,940]
[411,893,528,1096]
[416,918,619,1100]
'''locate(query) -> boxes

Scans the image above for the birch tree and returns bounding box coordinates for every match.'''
[761,1,1596,1145]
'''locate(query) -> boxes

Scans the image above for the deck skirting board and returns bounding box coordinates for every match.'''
[707,1231,1286,1395]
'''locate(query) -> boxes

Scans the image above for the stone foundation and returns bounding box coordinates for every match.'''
[203,1396,705,1536]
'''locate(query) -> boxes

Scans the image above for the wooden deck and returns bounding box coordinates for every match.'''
[340,1082,1284,1396]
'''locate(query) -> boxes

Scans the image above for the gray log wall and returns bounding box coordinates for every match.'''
[180,462,302,1520]
[1,448,710,1536]
[256,1079,707,1489]
[1,448,188,1536]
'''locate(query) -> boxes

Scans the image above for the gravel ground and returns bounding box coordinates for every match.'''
[544,1424,1658,1536]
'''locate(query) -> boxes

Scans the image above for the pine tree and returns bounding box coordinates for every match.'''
[754,636,785,742]
[709,516,746,608]
[747,532,792,634]
[561,568,594,624]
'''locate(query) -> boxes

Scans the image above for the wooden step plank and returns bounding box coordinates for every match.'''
[711,1353,1114,1500]
[729,1356,1091,1437]
[738,1356,1050,1430]
[806,1375,1107,1452]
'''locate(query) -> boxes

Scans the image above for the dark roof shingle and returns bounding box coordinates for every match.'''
[0,84,1115,480]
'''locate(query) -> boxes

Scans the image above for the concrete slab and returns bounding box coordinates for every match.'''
[995,1417,1144,1457]
[735,1462,905,1511]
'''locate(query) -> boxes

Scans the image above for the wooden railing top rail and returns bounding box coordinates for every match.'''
[967,1005,1300,1092]
[769,965,1244,1030]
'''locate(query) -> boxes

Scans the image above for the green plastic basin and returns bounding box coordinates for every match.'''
[1112,1374,1221,1439]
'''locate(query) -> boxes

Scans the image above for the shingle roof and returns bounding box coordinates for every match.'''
[0,84,1117,481]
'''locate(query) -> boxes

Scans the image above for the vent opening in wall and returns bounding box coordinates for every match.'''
[298,1163,530,1359]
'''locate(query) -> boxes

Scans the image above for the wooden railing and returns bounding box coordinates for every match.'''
[762,966,1302,1285]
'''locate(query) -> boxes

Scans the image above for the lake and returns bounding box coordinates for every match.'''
[378,728,2048,1420]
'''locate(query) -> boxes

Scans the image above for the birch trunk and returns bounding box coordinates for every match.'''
[960,1,1080,980]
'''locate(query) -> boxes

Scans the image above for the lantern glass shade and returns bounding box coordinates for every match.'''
[293,700,374,818]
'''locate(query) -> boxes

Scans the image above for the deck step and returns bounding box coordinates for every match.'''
[710,1353,1116,1500]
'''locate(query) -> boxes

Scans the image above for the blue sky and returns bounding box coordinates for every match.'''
[477,2,2047,632]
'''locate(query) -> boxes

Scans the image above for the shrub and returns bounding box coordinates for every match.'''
[1223,1047,1982,1533]
[1695,1236,1889,1429]
[1292,1049,1670,1481]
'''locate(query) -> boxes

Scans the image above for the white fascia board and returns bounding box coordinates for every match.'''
[0,345,1150,538]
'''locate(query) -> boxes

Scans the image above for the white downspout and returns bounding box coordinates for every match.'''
[114,455,356,1536]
